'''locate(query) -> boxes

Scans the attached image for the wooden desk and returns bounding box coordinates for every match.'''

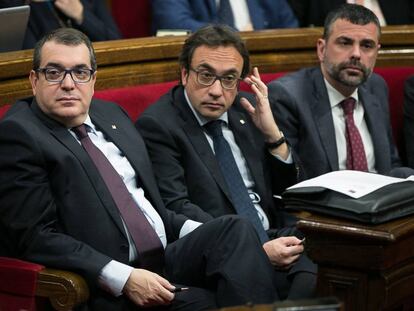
[297,213,414,310]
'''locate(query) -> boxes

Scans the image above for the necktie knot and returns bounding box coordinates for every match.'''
[340,98,356,116]
[72,124,88,140]
[204,120,224,138]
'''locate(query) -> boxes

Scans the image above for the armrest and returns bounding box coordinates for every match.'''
[36,268,89,311]
[0,257,89,311]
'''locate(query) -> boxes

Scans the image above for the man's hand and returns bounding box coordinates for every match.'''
[123,269,175,307]
[240,67,289,159]
[54,0,84,25]
[263,236,304,269]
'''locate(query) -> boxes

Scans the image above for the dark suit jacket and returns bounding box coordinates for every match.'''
[136,85,298,232]
[0,97,188,309]
[268,67,412,180]
[151,0,298,33]
[403,75,414,168]
[288,0,414,27]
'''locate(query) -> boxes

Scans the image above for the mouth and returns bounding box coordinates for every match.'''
[202,102,224,109]
[57,97,80,106]
[344,65,362,71]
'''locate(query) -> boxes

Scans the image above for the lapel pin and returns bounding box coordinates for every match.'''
[240,119,245,125]
[112,124,117,129]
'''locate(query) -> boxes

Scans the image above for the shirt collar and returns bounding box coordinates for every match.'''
[82,115,97,134]
[324,78,359,109]
[184,89,228,126]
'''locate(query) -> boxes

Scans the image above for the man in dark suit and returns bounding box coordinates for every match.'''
[288,0,414,27]
[0,28,280,310]
[268,3,414,180]
[151,0,298,34]
[136,24,317,300]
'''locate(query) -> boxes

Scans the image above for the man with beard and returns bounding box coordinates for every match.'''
[268,3,414,180]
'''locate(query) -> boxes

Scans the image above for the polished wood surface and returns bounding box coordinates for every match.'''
[2,25,414,106]
[36,268,89,311]
[297,212,414,310]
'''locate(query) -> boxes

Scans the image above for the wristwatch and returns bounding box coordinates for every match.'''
[265,132,286,149]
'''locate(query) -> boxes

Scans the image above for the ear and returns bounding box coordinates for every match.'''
[180,67,189,86]
[316,38,326,62]
[29,70,39,96]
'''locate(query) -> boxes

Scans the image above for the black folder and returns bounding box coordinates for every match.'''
[282,181,414,224]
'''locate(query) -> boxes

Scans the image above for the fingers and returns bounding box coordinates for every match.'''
[156,274,175,292]
[124,269,174,307]
[240,97,255,114]
[244,67,268,101]
[278,236,303,246]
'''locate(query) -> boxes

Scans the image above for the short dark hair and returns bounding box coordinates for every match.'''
[323,3,381,40]
[32,28,97,71]
[179,24,250,79]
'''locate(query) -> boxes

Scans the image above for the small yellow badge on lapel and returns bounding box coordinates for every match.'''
[112,124,117,129]
[240,119,245,125]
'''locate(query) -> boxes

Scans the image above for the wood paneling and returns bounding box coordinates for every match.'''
[1,26,414,106]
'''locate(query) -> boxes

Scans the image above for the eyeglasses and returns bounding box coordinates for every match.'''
[36,67,95,83]
[190,68,241,90]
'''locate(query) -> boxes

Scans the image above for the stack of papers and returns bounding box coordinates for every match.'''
[287,170,414,199]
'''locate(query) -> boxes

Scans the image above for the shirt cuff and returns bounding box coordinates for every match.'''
[179,219,203,238]
[273,150,293,164]
[98,260,134,296]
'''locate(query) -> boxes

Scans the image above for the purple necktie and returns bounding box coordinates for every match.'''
[72,124,164,273]
[340,98,369,172]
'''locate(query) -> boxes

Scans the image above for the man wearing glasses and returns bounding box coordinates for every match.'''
[0,28,286,310]
[136,24,317,300]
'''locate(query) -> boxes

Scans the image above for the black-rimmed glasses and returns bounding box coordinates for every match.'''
[190,68,241,90]
[36,67,95,83]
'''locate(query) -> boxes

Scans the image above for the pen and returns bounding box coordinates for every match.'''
[171,287,189,293]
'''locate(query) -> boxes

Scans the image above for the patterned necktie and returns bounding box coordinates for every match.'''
[72,124,164,273]
[340,98,369,172]
[204,120,268,244]
[218,0,234,28]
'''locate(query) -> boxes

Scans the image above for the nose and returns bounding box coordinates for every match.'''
[350,43,361,59]
[60,72,75,90]
[208,78,223,98]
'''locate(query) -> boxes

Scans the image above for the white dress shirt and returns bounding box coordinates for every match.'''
[215,0,253,31]
[325,79,376,172]
[70,116,201,296]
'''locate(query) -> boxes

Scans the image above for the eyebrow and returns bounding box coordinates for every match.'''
[336,36,377,45]
[43,62,91,69]
[196,63,240,75]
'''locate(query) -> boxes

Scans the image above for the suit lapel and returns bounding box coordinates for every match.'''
[173,87,234,202]
[358,86,389,173]
[32,102,128,238]
[246,0,259,29]
[310,69,339,171]
[228,102,266,196]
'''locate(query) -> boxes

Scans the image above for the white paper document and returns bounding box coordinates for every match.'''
[287,170,413,199]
